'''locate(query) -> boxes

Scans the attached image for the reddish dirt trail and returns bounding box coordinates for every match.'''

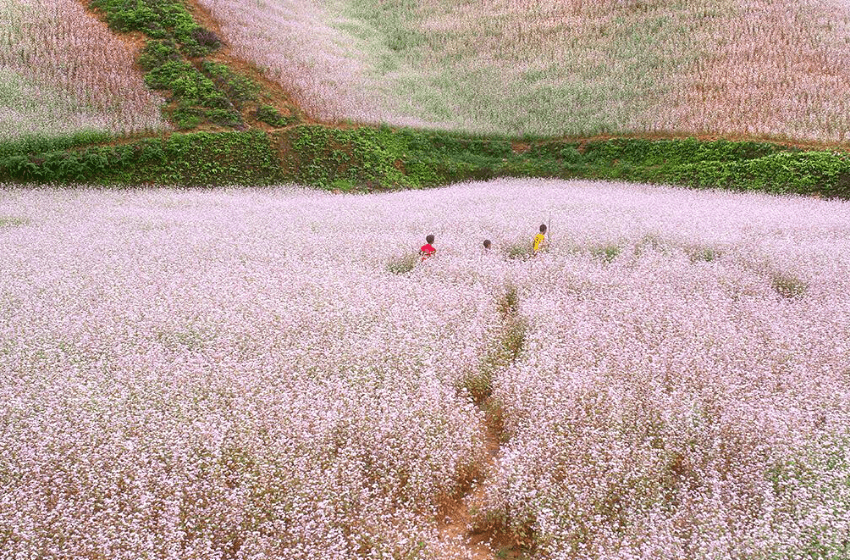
[437,397,529,559]
[437,412,505,560]
[79,0,317,130]
[183,0,318,127]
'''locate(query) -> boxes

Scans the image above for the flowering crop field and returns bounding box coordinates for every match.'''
[0,0,167,141]
[2,180,850,559]
[195,0,850,143]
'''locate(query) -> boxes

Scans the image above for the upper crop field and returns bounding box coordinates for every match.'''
[196,0,850,143]
[0,0,168,141]
[2,180,849,559]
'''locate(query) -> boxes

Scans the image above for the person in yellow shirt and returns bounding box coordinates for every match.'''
[533,223,547,254]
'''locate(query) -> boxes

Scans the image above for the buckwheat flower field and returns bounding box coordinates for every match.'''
[0,0,167,140]
[1,180,849,559]
[195,0,850,142]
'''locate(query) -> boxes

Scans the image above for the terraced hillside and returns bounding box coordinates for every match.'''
[1,0,849,191]
[195,0,850,142]
[0,0,168,140]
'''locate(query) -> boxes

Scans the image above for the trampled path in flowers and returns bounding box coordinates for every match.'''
[2,179,850,559]
[439,287,528,559]
[436,407,505,560]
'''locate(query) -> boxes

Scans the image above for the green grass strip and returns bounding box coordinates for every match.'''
[1,126,848,197]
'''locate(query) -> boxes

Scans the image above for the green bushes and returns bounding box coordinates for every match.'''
[92,1,270,130]
[138,40,241,129]
[157,131,281,184]
[386,253,418,275]
[280,125,414,189]
[771,272,809,299]
[0,131,113,159]
[277,127,850,196]
[0,131,280,186]
[89,0,305,135]
[574,137,784,167]
[202,63,259,109]
[254,105,295,128]
[91,0,218,57]
[670,151,850,197]
[2,125,848,196]
[137,40,182,70]
[97,9,296,132]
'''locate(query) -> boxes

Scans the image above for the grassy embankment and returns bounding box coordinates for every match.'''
[0,0,848,196]
[2,127,849,198]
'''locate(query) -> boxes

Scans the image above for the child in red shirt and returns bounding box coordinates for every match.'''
[419,234,436,261]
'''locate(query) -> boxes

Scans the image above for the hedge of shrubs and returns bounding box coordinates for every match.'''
[2,127,848,198]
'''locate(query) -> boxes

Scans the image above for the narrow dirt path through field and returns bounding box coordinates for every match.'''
[438,405,524,559]
[437,286,528,559]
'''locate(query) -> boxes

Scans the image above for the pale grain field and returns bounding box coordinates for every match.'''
[196,0,850,143]
[0,0,167,141]
[1,180,849,559]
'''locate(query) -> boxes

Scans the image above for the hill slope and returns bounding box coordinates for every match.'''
[1,0,848,193]
[195,0,850,143]
[0,0,168,141]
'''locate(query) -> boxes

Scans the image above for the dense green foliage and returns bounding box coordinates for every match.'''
[0,131,114,160]
[201,62,259,110]
[90,0,278,130]
[2,126,848,198]
[91,0,218,57]
[87,0,302,134]
[0,131,280,186]
[254,105,296,129]
[279,126,417,190]
[278,126,850,198]
[139,41,241,129]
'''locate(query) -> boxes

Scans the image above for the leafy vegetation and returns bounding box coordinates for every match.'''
[0,131,113,160]
[772,272,809,299]
[505,241,534,261]
[686,245,722,263]
[89,0,296,131]
[135,38,245,129]
[279,126,850,197]
[201,62,259,110]
[386,252,418,275]
[91,0,218,57]
[254,105,295,129]
[591,244,622,263]
[2,127,849,196]
[0,131,280,186]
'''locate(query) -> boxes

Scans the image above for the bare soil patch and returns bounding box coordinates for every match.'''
[437,402,526,560]
[184,0,317,128]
